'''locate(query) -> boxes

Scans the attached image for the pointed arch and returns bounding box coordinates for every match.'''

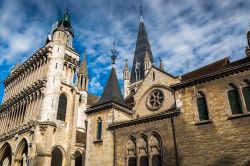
[50,146,65,166]
[227,84,242,114]
[196,91,209,121]
[149,131,162,166]
[75,150,84,166]
[15,138,29,166]
[126,135,137,166]
[137,134,149,166]
[0,142,12,166]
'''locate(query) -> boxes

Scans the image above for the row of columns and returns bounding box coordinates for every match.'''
[0,90,43,134]
[62,63,77,85]
[3,56,48,102]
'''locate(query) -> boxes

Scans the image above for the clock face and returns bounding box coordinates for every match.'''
[146,89,164,111]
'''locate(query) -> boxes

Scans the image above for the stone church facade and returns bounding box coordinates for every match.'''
[0,10,250,166]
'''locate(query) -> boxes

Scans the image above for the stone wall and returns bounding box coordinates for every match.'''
[113,118,177,166]
[175,71,250,166]
[85,107,132,166]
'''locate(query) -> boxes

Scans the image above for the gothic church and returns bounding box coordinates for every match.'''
[0,10,250,166]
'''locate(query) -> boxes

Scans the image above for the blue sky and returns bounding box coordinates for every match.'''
[0,0,250,102]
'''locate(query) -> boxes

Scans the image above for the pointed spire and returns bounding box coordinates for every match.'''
[123,59,130,81]
[98,67,125,106]
[124,59,129,71]
[130,9,153,83]
[79,50,88,74]
[159,59,164,71]
[54,9,74,36]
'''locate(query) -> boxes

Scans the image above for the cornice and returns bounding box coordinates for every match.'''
[108,109,180,130]
[0,120,39,142]
[85,101,133,115]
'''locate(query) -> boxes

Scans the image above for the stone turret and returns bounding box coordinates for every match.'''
[123,59,130,98]
[77,50,88,92]
[159,59,164,71]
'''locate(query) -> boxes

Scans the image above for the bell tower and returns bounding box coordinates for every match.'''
[52,9,74,48]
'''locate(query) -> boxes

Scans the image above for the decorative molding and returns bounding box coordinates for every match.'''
[39,121,57,136]
[0,120,39,142]
[108,109,180,130]
[0,80,46,112]
[64,54,79,68]
[86,101,133,115]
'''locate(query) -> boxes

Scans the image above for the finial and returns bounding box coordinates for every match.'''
[111,41,119,67]
[140,0,143,22]
[159,59,164,71]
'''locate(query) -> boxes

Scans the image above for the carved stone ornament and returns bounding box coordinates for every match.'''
[39,121,57,136]
[39,124,48,136]
[146,89,164,111]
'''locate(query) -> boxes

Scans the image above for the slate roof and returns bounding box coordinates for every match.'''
[96,67,125,106]
[130,19,154,83]
[181,57,230,81]
[171,56,250,89]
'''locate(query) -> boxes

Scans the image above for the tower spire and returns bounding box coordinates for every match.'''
[130,7,153,83]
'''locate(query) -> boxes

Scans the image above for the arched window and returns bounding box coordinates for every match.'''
[127,136,137,166]
[75,151,83,166]
[242,81,250,112]
[197,92,209,121]
[228,84,242,115]
[57,94,67,121]
[0,143,12,166]
[51,148,63,166]
[149,133,162,166]
[97,118,102,140]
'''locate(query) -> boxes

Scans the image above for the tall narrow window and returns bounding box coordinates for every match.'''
[197,92,209,121]
[97,118,102,140]
[228,84,242,114]
[242,85,250,112]
[57,94,67,121]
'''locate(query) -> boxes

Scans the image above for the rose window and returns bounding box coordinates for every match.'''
[147,90,164,110]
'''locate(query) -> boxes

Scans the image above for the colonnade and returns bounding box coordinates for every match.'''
[0,89,43,134]
[3,49,49,102]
